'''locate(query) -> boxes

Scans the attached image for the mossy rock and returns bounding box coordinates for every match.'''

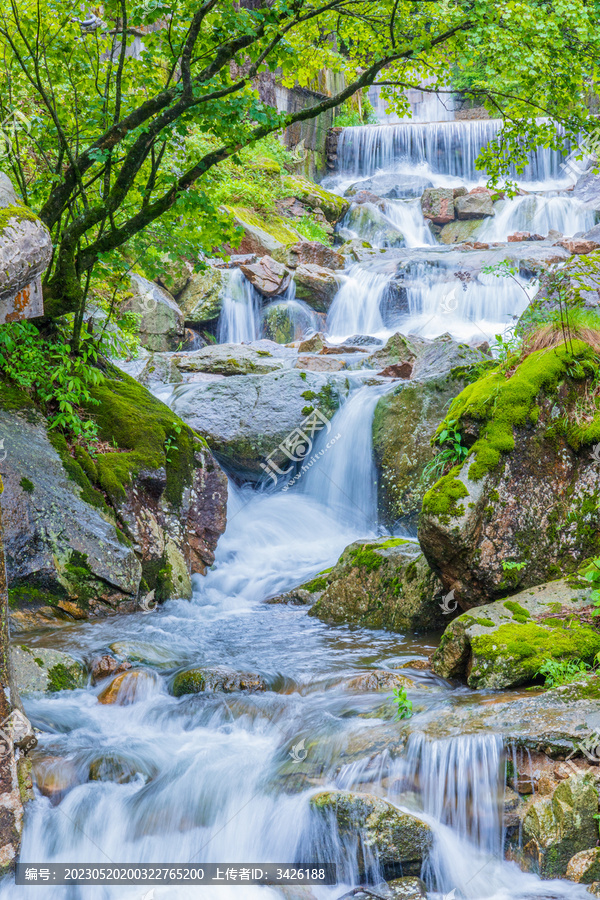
[10,646,86,694]
[309,538,445,631]
[171,666,267,696]
[282,175,350,223]
[432,578,600,688]
[310,790,432,878]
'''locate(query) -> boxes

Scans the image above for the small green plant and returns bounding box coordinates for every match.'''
[421,420,468,486]
[583,558,600,613]
[502,560,526,573]
[164,424,182,462]
[537,657,593,688]
[391,686,413,720]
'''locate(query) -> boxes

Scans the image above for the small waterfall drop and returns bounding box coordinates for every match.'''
[327,266,389,339]
[217,268,261,344]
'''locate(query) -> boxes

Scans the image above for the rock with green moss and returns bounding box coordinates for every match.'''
[177,267,224,324]
[0,394,142,620]
[343,204,405,247]
[271,241,344,270]
[517,774,599,877]
[173,344,284,376]
[171,666,267,696]
[228,206,300,255]
[169,369,347,482]
[372,369,475,528]
[419,341,600,606]
[439,219,484,244]
[86,370,227,597]
[367,332,489,380]
[310,790,432,878]
[308,538,444,631]
[385,876,427,899]
[125,275,185,352]
[281,175,349,224]
[11,646,86,693]
[431,578,600,688]
[566,848,600,883]
[293,264,339,312]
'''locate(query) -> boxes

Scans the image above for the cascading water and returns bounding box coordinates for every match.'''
[477,193,595,242]
[336,119,570,183]
[217,268,261,344]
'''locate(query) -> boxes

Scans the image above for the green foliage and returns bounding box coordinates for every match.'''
[421,420,468,487]
[537,657,593,688]
[390,686,412,721]
[0,322,103,442]
[583,558,600,612]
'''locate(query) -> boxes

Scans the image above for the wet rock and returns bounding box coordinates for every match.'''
[558,238,600,255]
[178,268,224,325]
[171,666,267,696]
[90,654,132,685]
[567,848,600,883]
[573,172,600,213]
[108,641,181,669]
[88,754,150,785]
[125,275,185,352]
[173,344,284,376]
[376,363,413,379]
[298,333,325,353]
[239,256,291,297]
[310,790,432,877]
[169,369,346,482]
[431,579,600,688]
[418,344,600,606]
[132,352,184,388]
[262,304,297,344]
[421,188,455,225]
[11,646,86,694]
[454,190,494,219]
[293,264,339,311]
[295,355,346,372]
[33,757,80,799]
[343,205,405,247]
[519,774,599,877]
[338,239,374,261]
[309,538,444,631]
[352,190,387,208]
[345,670,417,693]
[97,670,155,705]
[272,241,345,270]
[346,174,433,200]
[372,369,476,527]
[439,219,483,244]
[265,587,319,605]
[385,876,428,899]
[368,331,488,381]
[156,257,194,298]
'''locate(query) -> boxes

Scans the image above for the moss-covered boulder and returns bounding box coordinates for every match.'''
[282,175,349,224]
[310,790,432,878]
[228,206,300,255]
[308,538,444,631]
[518,774,599,877]
[10,646,86,693]
[173,344,284,376]
[169,369,346,482]
[372,369,476,528]
[177,267,224,325]
[293,263,339,311]
[439,219,484,244]
[2,370,227,620]
[419,342,600,606]
[431,579,600,688]
[125,275,185,352]
[171,666,267,696]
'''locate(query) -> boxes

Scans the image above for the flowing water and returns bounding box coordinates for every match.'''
[4,109,596,899]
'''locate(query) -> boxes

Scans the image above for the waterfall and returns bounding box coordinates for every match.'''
[477,193,595,241]
[337,119,570,183]
[217,268,261,344]
[327,266,389,338]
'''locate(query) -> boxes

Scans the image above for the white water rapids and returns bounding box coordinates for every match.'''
[4,107,597,899]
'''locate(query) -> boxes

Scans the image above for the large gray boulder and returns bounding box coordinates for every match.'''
[454,190,495,219]
[272,241,345,270]
[0,402,141,622]
[169,369,347,481]
[126,275,185,351]
[239,256,291,297]
[178,268,224,324]
[343,204,405,247]
[11,647,86,694]
[172,344,284,376]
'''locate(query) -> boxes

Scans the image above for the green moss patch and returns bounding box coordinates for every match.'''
[422,466,469,523]
[19,477,34,493]
[471,621,600,682]
[435,341,599,483]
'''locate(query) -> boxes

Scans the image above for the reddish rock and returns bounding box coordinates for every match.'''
[377,362,413,379]
[421,188,455,225]
[558,238,600,255]
[97,670,153,706]
[90,655,132,686]
[295,355,345,372]
[239,255,291,297]
[508,232,532,242]
[352,190,386,209]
